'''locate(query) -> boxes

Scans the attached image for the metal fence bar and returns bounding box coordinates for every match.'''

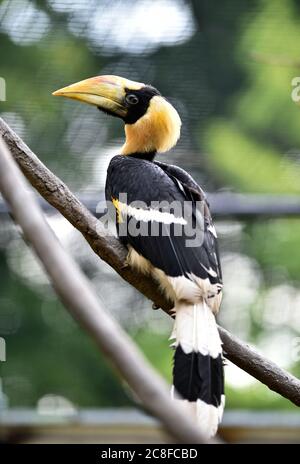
[1,192,300,219]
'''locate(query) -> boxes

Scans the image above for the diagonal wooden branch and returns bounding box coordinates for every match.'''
[1,117,300,407]
[0,136,215,444]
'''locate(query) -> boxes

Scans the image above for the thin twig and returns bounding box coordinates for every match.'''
[1,117,300,407]
[0,136,216,444]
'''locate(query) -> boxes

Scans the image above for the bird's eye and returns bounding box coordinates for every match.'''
[126,94,139,105]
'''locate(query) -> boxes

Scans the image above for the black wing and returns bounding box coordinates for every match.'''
[105,155,222,288]
[154,160,222,284]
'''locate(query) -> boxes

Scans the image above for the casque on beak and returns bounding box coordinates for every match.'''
[52,75,143,119]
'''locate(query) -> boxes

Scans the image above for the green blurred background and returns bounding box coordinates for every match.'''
[0,0,300,414]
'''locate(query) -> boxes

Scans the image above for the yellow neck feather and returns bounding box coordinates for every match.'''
[121,96,181,155]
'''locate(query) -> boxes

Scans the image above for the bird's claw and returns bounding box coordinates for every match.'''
[121,260,130,270]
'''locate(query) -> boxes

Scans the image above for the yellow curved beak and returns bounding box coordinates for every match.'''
[53,75,143,118]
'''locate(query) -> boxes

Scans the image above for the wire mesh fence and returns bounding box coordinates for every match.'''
[0,0,300,431]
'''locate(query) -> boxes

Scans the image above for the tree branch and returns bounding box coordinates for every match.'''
[1,117,300,407]
[0,136,215,444]
[220,327,300,406]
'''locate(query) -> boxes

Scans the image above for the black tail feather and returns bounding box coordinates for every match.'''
[173,344,224,407]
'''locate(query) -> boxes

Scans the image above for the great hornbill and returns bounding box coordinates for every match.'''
[53,75,224,437]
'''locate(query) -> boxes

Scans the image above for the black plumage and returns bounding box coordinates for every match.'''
[106,153,224,417]
[105,154,222,289]
[173,345,224,407]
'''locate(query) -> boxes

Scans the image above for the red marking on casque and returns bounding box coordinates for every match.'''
[94,76,118,86]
